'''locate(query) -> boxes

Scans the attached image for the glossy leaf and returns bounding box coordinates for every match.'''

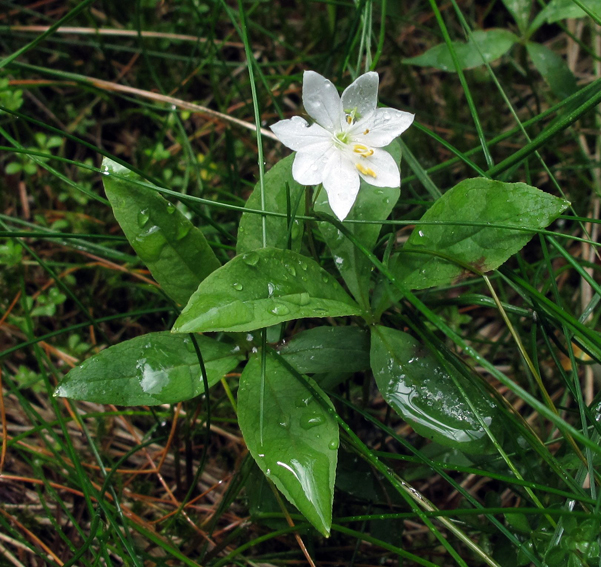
[238,352,339,536]
[501,0,532,32]
[279,326,370,374]
[55,332,243,405]
[102,158,221,305]
[541,0,601,22]
[237,154,305,254]
[526,42,577,100]
[404,30,518,71]
[370,326,502,454]
[390,177,570,290]
[316,142,401,309]
[172,248,360,333]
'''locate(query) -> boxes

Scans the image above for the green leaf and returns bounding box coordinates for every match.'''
[5,161,22,175]
[23,163,38,175]
[390,177,570,291]
[55,332,243,405]
[541,0,601,22]
[403,30,518,71]
[501,0,532,32]
[370,326,502,454]
[31,304,56,318]
[238,352,338,536]
[315,143,401,310]
[102,157,221,305]
[237,154,305,254]
[526,42,578,100]
[172,248,360,334]
[279,326,370,374]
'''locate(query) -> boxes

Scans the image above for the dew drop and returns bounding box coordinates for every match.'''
[166,202,176,214]
[232,282,243,291]
[300,413,326,430]
[313,307,327,314]
[328,439,339,450]
[299,261,308,271]
[271,303,290,316]
[135,225,167,261]
[285,264,296,277]
[295,395,312,408]
[137,209,150,227]
[290,222,301,239]
[176,223,190,240]
[321,274,329,283]
[242,251,260,266]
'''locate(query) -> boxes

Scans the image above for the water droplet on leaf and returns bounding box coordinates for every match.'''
[137,209,150,227]
[271,303,290,316]
[242,252,260,266]
[176,223,190,240]
[300,413,326,430]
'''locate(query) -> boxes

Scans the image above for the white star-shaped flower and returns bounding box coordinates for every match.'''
[270,70,414,221]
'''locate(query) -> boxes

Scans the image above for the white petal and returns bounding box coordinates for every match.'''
[340,71,379,123]
[322,151,360,221]
[352,148,400,188]
[292,142,334,185]
[302,70,344,132]
[351,107,414,147]
[270,116,331,151]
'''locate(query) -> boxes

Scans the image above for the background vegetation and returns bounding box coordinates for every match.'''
[1,0,600,565]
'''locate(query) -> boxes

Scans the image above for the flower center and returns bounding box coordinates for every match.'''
[335,131,350,145]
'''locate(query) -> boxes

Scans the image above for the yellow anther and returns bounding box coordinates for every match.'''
[363,128,370,135]
[346,115,353,125]
[356,163,377,178]
[353,144,374,157]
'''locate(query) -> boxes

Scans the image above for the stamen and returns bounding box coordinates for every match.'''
[346,115,353,125]
[353,144,374,157]
[356,163,377,178]
[363,129,370,135]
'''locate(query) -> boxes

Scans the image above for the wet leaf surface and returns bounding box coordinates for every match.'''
[102,158,221,305]
[55,332,242,405]
[390,177,570,291]
[238,352,339,536]
[172,247,360,333]
[279,326,370,374]
[371,325,502,454]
